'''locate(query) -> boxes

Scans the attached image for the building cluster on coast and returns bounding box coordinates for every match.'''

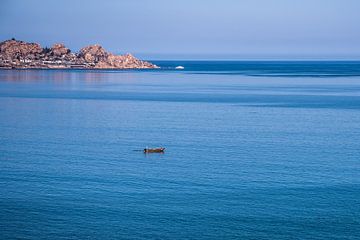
[0,39,158,69]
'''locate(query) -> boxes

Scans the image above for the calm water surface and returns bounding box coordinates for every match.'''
[0,62,360,239]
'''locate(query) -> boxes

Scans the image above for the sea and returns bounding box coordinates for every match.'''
[0,61,359,239]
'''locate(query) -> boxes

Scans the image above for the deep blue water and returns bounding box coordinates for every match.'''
[0,61,360,239]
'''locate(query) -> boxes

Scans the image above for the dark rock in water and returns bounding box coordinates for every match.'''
[0,39,159,69]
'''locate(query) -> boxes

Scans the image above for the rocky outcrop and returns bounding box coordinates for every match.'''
[76,45,156,69]
[103,53,157,69]
[0,39,42,61]
[79,44,108,63]
[0,39,158,69]
[50,43,70,57]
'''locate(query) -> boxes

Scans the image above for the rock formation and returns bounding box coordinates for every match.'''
[50,43,70,57]
[0,39,158,69]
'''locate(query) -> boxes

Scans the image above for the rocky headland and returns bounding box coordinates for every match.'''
[0,39,158,69]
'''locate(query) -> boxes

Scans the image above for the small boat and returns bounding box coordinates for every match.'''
[144,147,165,153]
[175,66,184,70]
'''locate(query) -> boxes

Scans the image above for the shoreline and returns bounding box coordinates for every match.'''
[0,39,159,70]
[0,66,160,70]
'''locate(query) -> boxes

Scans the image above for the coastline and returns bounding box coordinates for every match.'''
[0,66,160,70]
[0,39,159,70]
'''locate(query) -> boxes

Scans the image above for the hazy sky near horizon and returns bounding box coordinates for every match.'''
[1,0,359,59]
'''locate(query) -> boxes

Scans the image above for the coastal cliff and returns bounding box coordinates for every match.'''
[0,39,158,69]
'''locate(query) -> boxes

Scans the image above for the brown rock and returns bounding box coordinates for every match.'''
[0,39,42,60]
[50,43,70,56]
[79,44,108,63]
[0,39,159,69]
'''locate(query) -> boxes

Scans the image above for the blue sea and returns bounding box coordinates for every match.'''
[0,61,359,239]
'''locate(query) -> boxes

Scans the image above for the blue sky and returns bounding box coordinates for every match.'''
[1,0,359,59]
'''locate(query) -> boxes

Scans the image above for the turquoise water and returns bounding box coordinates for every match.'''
[0,62,360,239]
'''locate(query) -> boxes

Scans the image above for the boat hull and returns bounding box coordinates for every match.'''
[144,148,165,153]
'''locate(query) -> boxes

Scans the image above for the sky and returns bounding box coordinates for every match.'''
[0,0,359,60]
